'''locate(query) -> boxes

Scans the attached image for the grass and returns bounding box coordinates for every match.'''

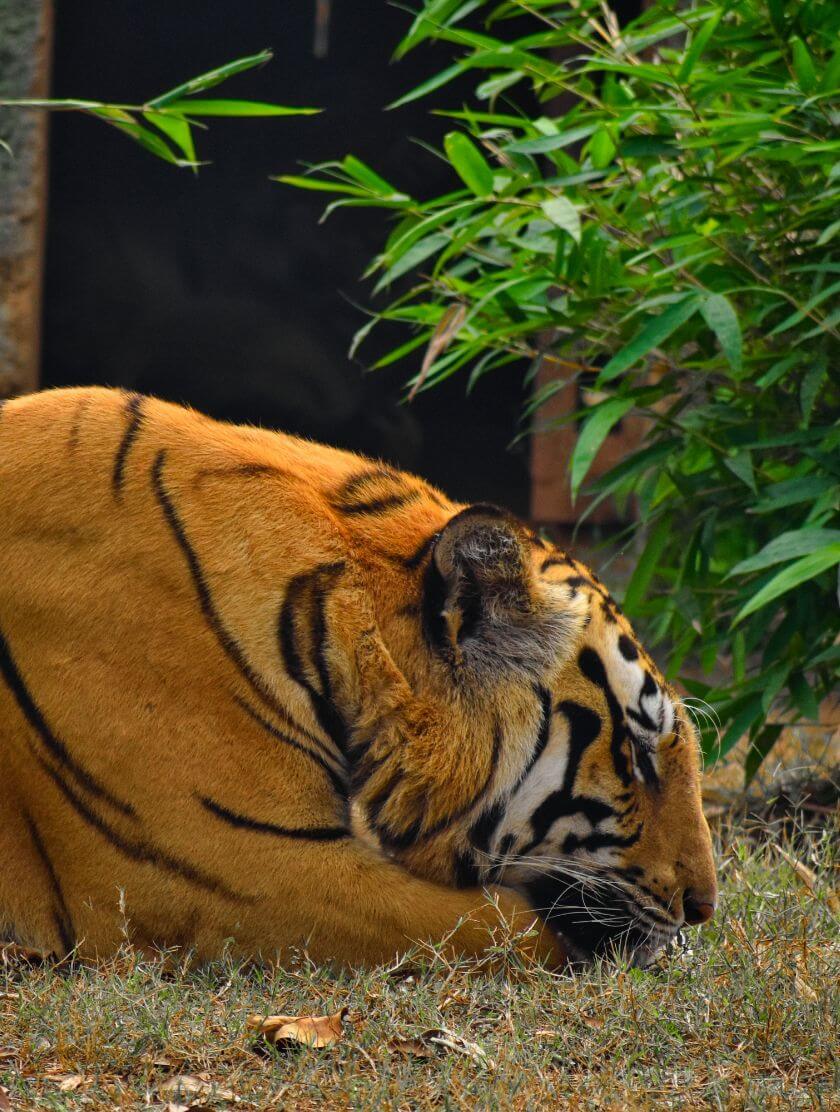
[2,822,838,1110]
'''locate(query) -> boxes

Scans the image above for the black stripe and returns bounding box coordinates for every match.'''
[23,811,75,955]
[335,490,422,516]
[420,555,450,654]
[276,563,348,753]
[348,744,388,792]
[468,798,506,857]
[311,566,342,706]
[454,849,480,888]
[0,625,136,818]
[402,533,438,570]
[626,723,661,790]
[236,696,349,801]
[578,648,634,786]
[335,468,395,502]
[67,395,92,454]
[198,795,349,841]
[112,394,144,498]
[242,688,333,755]
[192,462,288,489]
[36,755,245,901]
[540,554,573,574]
[487,832,516,883]
[511,686,552,792]
[152,450,311,734]
[632,878,673,914]
[364,769,404,828]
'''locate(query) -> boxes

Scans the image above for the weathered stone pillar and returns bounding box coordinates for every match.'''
[0,1,52,399]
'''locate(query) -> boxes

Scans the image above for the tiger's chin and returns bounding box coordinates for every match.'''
[550,923,677,970]
[521,872,681,970]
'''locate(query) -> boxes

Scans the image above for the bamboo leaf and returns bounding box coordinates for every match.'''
[570,398,634,499]
[444,132,494,197]
[144,111,196,164]
[598,296,699,384]
[678,11,723,81]
[791,37,817,94]
[699,292,742,373]
[161,99,319,117]
[542,196,581,243]
[147,50,273,108]
[589,127,617,170]
[733,546,840,625]
[623,518,670,615]
[730,529,840,576]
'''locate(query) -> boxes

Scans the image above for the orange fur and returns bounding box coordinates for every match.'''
[0,387,714,967]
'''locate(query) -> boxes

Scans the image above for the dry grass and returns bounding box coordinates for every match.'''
[2,822,838,1110]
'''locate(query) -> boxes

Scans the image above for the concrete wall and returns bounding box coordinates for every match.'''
[0,0,51,398]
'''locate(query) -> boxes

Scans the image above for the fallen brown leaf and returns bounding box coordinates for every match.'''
[390,1036,437,1060]
[158,1074,234,1106]
[794,975,819,1002]
[0,1086,10,1112]
[414,1028,496,1070]
[57,1075,85,1092]
[247,1007,347,1049]
[774,845,840,915]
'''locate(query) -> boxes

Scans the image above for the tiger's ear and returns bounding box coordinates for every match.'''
[426,505,584,679]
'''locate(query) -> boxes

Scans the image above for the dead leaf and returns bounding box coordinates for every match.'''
[794,975,819,1002]
[247,1007,347,1049]
[416,1028,496,1070]
[774,845,840,915]
[157,1075,234,1106]
[390,1036,437,1060]
[0,1086,10,1112]
[57,1075,85,1092]
[408,303,468,402]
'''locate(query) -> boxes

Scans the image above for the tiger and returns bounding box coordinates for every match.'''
[0,386,716,969]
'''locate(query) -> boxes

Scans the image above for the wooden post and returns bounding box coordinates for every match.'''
[530,354,646,526]
[0,0,52,399]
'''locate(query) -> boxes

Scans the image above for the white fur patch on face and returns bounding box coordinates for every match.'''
[607,628,676,779]
[477,710,630,886]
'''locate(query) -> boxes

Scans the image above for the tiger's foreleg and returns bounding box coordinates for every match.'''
[224,837,567,969]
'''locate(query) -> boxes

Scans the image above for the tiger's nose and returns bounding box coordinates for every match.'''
[683,890,716,925]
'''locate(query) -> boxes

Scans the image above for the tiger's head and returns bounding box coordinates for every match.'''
[366,503,717,966]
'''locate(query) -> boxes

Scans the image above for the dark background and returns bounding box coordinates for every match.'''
[43,1,536,509]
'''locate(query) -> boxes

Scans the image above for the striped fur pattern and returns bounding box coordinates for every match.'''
[0,388,715,966]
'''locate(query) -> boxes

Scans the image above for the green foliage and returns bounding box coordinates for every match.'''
[281,0,840,776]
[0,50,319,168]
